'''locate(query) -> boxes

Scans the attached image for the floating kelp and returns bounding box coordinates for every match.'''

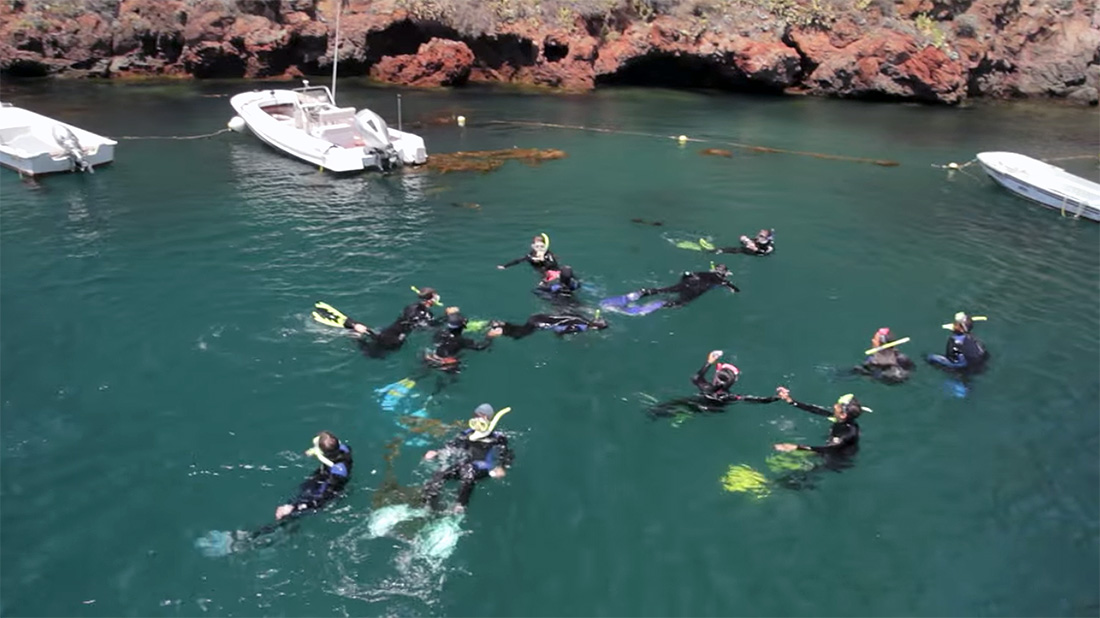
[701,148,733,157]
[451,202,481,209]
[631,218,665,226]
[425,148,567,173]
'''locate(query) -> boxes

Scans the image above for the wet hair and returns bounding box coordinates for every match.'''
[561,265,574,279]
[317,431,339,453]
[418,287,437,301]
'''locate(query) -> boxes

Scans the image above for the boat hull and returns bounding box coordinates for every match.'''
[977,151,1100,222]
[229,89,426,173]
[0,105,117,176]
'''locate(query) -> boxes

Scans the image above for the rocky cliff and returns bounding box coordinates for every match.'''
[2,0,1097,104]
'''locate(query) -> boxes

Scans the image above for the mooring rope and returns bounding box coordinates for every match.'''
[484,119,901,167]
[114,128,232,141]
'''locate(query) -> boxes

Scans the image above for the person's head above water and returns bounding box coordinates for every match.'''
[872,327,892,348]
[833,393,870,420]
[952,311,973,334]
[560,265,574,281]
[756,229,774,242]
[530,233,550,255]
[446,311,468,332]
[415,287,441,306]
[468,403,512,441]
[712,263,730,277]
[714,362,740,388]
[305,431,342,466]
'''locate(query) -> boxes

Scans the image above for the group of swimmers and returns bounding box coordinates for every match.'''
[271,228,990,524]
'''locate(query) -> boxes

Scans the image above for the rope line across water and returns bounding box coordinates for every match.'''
[115,128,233,141]
[484,119,902,167]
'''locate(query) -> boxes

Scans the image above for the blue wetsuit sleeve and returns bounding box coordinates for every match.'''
[788,399,832,417]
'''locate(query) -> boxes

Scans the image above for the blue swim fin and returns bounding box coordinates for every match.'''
[622,300,666,316]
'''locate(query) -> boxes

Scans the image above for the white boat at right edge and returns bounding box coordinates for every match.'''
[977,151,1100,222]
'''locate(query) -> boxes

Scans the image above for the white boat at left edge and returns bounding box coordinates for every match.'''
[0,103,117,175]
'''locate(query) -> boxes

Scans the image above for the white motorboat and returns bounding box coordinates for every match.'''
[0,103,116,175]
[228,83,426,173]
[977,151,1100,222]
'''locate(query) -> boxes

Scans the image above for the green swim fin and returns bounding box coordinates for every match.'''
[467,319,489,333]
[698,238,715,251]
[312,301,349,328]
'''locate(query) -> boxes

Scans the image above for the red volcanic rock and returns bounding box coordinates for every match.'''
[790,27,967,103]
[370,38,474,87]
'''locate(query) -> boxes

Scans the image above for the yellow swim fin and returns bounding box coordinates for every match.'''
[312,301,349,328]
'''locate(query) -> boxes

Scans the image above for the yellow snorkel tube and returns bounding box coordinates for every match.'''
[837,393,873,413]
[864,337,911,356]
[539,233,550,251]
[942,312,987,330]
[304,435,336,467]
[469,406,512,440]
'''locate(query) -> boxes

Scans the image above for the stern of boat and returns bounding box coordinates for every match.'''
[389,130,427,166]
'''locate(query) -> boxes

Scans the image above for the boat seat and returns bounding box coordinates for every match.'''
[317,107,356,126]
[316,123,364,148]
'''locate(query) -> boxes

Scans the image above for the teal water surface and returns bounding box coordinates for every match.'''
[1,80,1098,617]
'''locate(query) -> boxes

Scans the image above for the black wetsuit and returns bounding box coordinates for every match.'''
[783,398,860,471]
[347,301,437,357]
[501,250,560,273]
[927,332,988,373]
[649,363,777,416]
[855,348,914,384]
[638,271,740,308]
[424,326,494,371]
[498,314,603,339]
[714,236,774,256]
[422,429,514,510]
[285,442,354,517]
[534,273,581,301]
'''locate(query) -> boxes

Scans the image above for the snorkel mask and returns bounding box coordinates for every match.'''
[835,393,873,419]
[942,312,987,332]
[446,312,468,331]
[531,233,550,255]
[714,362,740,386]
[468,405,513,441]
[710,262,730,276]
[305,435,337,468]
[411,286,442,306]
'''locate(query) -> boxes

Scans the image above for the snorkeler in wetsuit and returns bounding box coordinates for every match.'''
[493,311,608,339]
[649,350,778,417]
[773,388,867,471]
[614,264,739,314]
[853,327,914,384]
[709,229,775,256]
[926,312,988,373]
[534,265,581,302]
[497,233,560,274]
[313,288,446,358]
[274,431,353,521]
[423,311,502,372]
[422,404,514,514]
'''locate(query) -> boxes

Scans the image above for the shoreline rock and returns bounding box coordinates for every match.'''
[1,0,1096,105]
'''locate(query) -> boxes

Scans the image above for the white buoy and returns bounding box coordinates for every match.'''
[677,135,688,143]
[227,116,247,133]
[457,115,466,127]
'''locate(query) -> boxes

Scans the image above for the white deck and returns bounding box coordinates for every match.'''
[0,104,116,176]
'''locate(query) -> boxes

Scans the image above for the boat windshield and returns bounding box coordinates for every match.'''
[296,87,334,108]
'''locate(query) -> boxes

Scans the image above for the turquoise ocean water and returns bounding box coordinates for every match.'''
[1,80,1098,616]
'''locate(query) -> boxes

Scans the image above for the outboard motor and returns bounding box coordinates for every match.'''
[52,124,92,173]
[353,108,400,171]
